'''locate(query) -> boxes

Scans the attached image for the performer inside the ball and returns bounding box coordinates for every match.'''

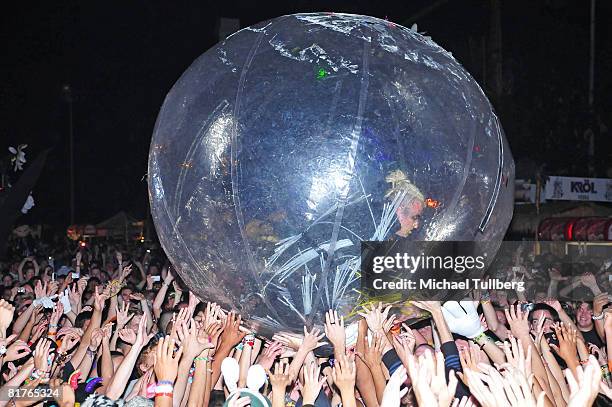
[385,169,425,237]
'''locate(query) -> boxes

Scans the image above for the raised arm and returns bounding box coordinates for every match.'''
[106,315,152,400]
[71,286,106,368]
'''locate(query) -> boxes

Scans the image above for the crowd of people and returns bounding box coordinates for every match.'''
[0,242,610,407]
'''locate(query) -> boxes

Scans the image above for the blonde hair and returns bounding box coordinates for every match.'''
[385,169,424,202]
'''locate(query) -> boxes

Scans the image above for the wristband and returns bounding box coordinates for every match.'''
[155,384,174,395]
[592,312,605,321]
[194,356,211,362]
[30,368,50,381]
[473,332,488,343]
[156,392,173,398]
[244,334,255,347]
[158,380,174,385]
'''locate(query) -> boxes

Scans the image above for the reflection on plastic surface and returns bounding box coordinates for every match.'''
[148,13,515,336]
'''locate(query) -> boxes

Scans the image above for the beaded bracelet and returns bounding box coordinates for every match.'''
[244,334,255,347]
[155,384,174,395]
[194,356,211,362]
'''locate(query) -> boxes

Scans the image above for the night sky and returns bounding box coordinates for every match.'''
[2,0,611,228]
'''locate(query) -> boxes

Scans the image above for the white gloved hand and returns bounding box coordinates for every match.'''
[60,289,72,314]
[441,301,484,339]
[380,365,408,407]
[33,295,58,309]
[221,357,240,393]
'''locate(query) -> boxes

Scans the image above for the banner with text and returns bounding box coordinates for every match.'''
[544,176,612,202]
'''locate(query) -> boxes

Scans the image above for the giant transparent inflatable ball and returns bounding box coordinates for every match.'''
[148,13,514,336]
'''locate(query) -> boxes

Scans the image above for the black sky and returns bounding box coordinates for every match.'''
[1,0,611,228]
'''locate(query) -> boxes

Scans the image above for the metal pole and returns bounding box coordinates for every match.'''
[62,84,75,225]
[588,0,596,108]
[69,98,75,225]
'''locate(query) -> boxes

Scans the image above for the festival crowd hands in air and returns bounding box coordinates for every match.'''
[0,247,611,406]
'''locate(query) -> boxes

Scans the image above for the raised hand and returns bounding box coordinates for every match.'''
[459,344,482,375]
[204,302,222,330]
[393,333,415,368]
[34,338,52,374]
[180,318,215,360]
[380,365,409,407]
[0,299,15,335]
[400,323,417,352]
[163,268,174,285]
[411,300,443,315]
[464,364,544,407]
[219,311,246,349]
[587,343,607,366]
[118,328,136,345]
[271,332,303,351]
[301,326,327,352]
[579,272,598,287]
[2,362,17,381]
[57,326,83,339]
[357,332,384,370]
[129,292,145,301]
[550,323,578,368]
[58,332,80,354]
[90,328,104,350]
[68,284,82,313]
[4,339,31,362]
[302,361,326,405]
[268,360,292,399]
[47,280,60,297]
[93,286,108,312]
[119,264,132,283]
[258,341,283,371]
[49,302,64,328]
[34,280,46,299]
[324,309,346,351]
[77,278,87,295]
[133,313,153,349]
[504,305,530,339]
[358,302,392,332]
[188,291,200,312]
[440,301,484,339]
[331,353,356,395]
[500,334,532,375]
[566,356,601,407]
[592,292,609,316]
[406,351,457,407]
[154,335,183,383]
[30,322,48,344]
[116,302,134,329]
